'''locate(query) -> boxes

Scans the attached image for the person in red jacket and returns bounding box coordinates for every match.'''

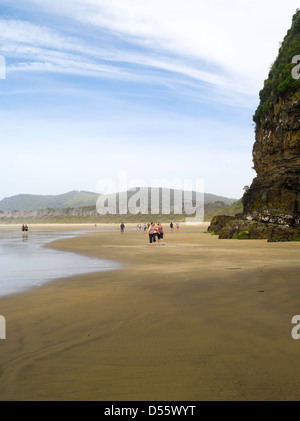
[157,222,165,245]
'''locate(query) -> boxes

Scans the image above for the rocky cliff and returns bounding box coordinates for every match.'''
[208,10,300,241]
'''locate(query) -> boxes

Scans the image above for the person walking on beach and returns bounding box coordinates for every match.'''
[176,222,179,232]
[148,222,157,245]
[170,221,173,231]
[24,224,29,238]
[157,222,165,245]
[22,224,25,238]
[120,222,125,234]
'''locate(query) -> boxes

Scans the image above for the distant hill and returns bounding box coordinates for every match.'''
[0,190,99,211]
[0,189,241,223]
[0,189,237,212]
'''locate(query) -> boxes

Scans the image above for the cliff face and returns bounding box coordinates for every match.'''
[208,10,300,241]
[243,97,300,226]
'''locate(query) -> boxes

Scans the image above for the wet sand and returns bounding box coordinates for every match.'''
[1,223,300,401]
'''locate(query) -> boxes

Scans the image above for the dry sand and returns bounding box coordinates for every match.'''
[1,223,300,401]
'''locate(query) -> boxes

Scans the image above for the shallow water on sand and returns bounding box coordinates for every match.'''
[0,228,119,297]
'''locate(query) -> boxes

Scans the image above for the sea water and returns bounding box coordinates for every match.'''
[0,228,120,297]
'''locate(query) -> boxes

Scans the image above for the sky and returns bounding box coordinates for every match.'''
[0,0,299,201]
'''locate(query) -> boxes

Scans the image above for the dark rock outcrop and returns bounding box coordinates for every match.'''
[208,10,300,241]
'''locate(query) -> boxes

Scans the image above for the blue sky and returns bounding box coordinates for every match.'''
[0,0,299,200]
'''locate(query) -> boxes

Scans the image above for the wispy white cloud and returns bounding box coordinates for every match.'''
[15,0,299,91]
[0,17,259,109]
[2,1,298,99]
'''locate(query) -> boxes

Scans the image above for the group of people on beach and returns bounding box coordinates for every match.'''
[117,220,180,245]
[22,224,29,238]
[147,222,165,245]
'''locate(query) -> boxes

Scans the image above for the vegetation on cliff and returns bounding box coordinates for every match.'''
[254,9,300,125]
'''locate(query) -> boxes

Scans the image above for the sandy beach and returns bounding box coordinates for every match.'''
[1,223,300,401]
